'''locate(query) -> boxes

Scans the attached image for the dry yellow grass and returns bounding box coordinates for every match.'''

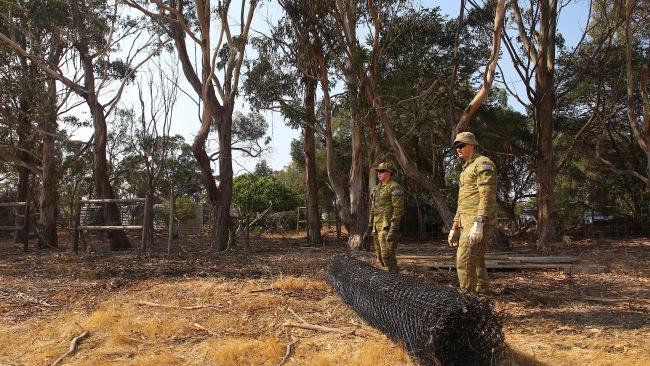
[272,276,330,292]
[505,329,649,366]
[1,238,648,365]
[0,274,417,365]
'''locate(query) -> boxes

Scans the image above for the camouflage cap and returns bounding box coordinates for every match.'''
[453,131,479,146]
[375,162,396,173]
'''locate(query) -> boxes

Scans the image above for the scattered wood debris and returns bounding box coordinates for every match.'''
[50,331,89,366]
[398,255,578,272]
[137,300,224,310]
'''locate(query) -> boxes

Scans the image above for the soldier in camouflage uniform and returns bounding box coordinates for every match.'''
[448,132,498,294]
[363,162,405,272]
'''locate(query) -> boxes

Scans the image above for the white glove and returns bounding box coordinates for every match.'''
[448,228,460,247]
[468,221,484,245]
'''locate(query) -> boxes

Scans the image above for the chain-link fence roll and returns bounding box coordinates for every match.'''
[326,255,504,366]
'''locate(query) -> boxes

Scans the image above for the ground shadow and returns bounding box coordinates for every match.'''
[499,345,548,366]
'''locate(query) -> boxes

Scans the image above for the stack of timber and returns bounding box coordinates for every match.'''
[397,254,578,273]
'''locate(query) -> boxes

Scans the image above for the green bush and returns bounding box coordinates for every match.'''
[233,173,301,214]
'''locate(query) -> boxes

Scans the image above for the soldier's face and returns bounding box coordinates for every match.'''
[376,170,391,183]
[455,143,474,161]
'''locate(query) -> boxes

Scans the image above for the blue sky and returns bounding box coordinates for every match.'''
[249,0,591,171]
[69,1,592,175]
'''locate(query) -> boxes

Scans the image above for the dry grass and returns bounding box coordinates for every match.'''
[0,235,648,365]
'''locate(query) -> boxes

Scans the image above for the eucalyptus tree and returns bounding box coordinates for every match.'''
[622,0,650,189]
[116,135,203,200]
[313,0,506,231]
[0,0,77,247]
[111,60,179,251]
[572,0,649,221]
[498,0,602,247]
[125,0,260,251]
[244,0,326,245]
[0,43,41,243]
[0,0,163,250]
[59,136,95,230]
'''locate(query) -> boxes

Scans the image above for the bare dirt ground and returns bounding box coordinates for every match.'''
[0,232,648,366]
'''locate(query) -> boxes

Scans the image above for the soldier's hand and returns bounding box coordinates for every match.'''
[468,222,484,245]
[387,228,398,241]
[447,228,460,247]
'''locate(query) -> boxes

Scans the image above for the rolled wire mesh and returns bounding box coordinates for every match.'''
[326,255,504,366]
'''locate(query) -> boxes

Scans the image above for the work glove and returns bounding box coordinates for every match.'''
[468,221,484,245]
[387,227,399,241]
[447,228,460,247]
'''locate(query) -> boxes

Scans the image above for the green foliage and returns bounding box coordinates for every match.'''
[254,160,274,177]
[94,59,136,82]
[232,111,270,146]
[154,196,197,225]
[232,173,302,214]
[273,162,305,199]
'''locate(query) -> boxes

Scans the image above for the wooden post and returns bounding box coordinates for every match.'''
[72,201,81,253]
[296,207,300,231]
[245,215,250,249]
[22,201,29,252]
[142,193,151,253]
[167,188,174,255]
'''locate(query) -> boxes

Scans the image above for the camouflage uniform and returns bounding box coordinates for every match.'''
[369,163,405,272]
[454,153,497,293]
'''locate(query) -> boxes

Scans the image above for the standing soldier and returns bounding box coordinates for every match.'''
[447,132,498,294]
[364,162,405,272]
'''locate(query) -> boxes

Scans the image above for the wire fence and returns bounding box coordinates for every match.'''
[2,190,648,251]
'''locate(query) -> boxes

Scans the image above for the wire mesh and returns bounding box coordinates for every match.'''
[326,254,505,366]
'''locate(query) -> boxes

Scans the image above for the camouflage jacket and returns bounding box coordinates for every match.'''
[454,153,497,223]
[369,179,405,232]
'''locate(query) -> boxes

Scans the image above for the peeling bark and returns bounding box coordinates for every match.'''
[303,75,322,245]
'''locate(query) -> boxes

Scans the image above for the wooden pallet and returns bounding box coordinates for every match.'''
[397,255,577,272]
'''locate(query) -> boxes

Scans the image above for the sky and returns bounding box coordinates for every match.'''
[68,0,592,175]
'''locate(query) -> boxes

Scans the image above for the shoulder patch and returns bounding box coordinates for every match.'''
[392,189,403,196]
[482,162,493,172]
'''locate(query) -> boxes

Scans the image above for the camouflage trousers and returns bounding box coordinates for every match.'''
[373,229,400,272]
[456,216,495,293]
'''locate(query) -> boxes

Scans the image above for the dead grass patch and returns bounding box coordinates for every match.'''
[272,276,330,292]
[0,237,648,365]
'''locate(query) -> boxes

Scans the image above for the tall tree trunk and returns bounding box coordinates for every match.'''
[535,92,556,247]
[15,99,31,244]
[316,48,367,249]
[347,102,368,248]
[304,76,322,244]
[647,149,650,192]
[141,185,154,252]
[37,79,59,248]
[89,101,131,250]
[74,32,130,251]
[534,0,558,248]
[416,193,426,241]
[213,112,234,251]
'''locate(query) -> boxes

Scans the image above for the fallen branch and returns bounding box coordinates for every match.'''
[583,296,634,304]
[284,307,382,338]
[282,320,351,334]
[193,322,218,336]
[282,321,382,339]
[137,300,223,310]
[17,292,56,307]
[246,287,275,294]
[287,307,307,324]
[50,331,89,366]
[276,336,298,366]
